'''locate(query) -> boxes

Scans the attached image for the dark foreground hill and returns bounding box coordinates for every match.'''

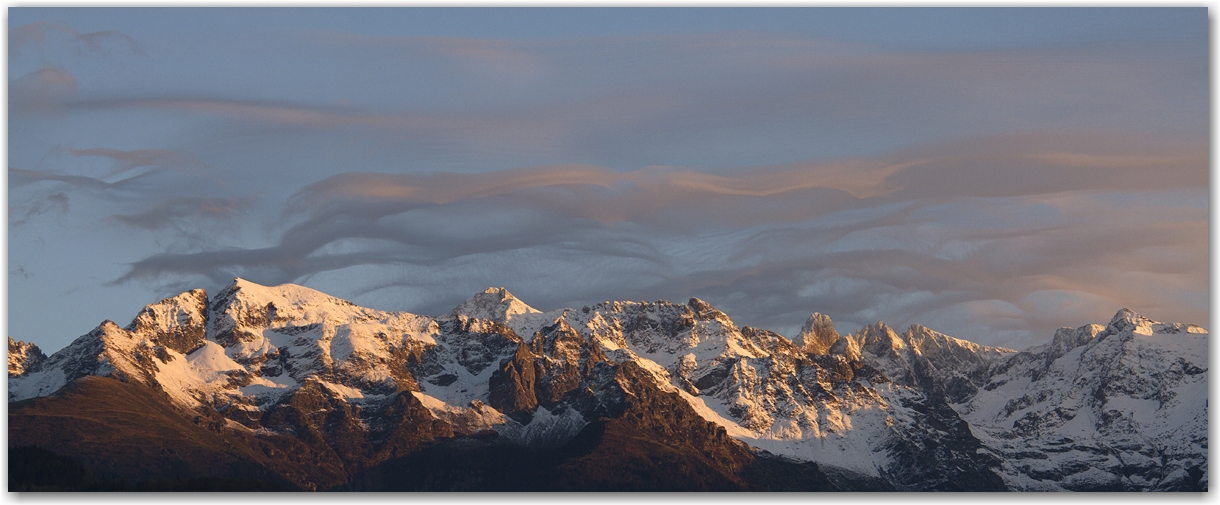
[8,279,1207,491]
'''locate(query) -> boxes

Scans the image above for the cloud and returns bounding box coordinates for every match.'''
[68,147,212,179]
[286,131,1202,217]
[8,167,153,191]
[8,22,145,117]
[66,96,571,158]
[10,192,70,227]
[10,145,225,196]
[10,21,145,57]
[53,30,1204,172]
[112,196,252,231]
[313,31,549,80]
[10,22,1205,351]
[881,133,1207,200]
[9,66,77,114]
[73,29,146,57]
[9,21,78,53]
[106,131,1206,349]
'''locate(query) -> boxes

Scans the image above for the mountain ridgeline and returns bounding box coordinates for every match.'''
[8,279,1208,491]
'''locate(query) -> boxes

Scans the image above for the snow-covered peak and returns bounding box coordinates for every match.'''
[214,278,355,311]
[125,289,209,354]
[959,311,1207,490]
[8,337,46,377]
[796,313,838,355]
[450,287,540,323]
[684,297,737,329]
[686,297,718,316]
[828,334,862,361]
[1043,324,1105,360]
[1100,308,1206,339]
[208,278,375,337]
[903,324,1014,357]
[855,321,904,355]
[1107,307,1153,334]
[7,276,1207,491]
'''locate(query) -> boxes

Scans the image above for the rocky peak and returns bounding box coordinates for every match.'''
[795,313,838,355]
[1047,324,1104,358]
[903,324,1012,358]
[210,277,249,306]
[8,277,1207,492]
[1107,308,1152,334]
[532,316,584,355]
[856,321,904,356]
[827,334,862,361]
[125,289,209,354]
[451,287,540,323]
[686,297,727,320]
[8,337,46,377]
[207,277,370,349]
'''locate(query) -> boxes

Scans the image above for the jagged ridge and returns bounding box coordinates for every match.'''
[8,279,1208,491]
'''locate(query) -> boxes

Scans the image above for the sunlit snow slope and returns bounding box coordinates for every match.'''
[9,279,1207,491]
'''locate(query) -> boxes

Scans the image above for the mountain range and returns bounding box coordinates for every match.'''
[7,278,1208,491]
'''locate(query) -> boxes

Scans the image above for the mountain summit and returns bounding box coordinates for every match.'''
[450,286,540,322]
[8,279,1207,491]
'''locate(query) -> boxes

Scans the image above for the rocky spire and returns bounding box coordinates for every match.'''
[8,337,46,377]
[795,312,839,355]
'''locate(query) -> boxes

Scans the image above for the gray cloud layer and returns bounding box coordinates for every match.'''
[106,132,1207,349]
[8,17,1207,351]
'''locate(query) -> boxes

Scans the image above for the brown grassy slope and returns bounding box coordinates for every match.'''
[8,376,301,489]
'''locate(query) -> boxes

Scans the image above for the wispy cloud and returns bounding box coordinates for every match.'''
[10,65,77,114]
[10,21,145,116]
[10,192,70,227]
[9,13,1206,352]
[11,144,220,190]
[9,167,153,190]
[287,131,1204,215]
[112,196,251,231]
[105,131,1206,347]
[69,147,210,178]
[313,31,550,80]
[46,30,1204,170]
[10,21,145,57]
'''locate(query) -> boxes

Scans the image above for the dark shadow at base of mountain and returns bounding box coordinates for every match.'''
[344,361,856,492]
[8,445,291,492]
[342,422,867,491]
[8,376,305,490]
[815,464,898,491]
[740,455,896,492]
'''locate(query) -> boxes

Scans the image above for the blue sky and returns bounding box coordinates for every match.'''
[8,8,1208,352]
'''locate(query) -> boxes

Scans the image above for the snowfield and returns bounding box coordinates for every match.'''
[8,279,1208,491]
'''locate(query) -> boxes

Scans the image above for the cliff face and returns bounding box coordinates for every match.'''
[8,337,46,377]
[8,279,1208,491]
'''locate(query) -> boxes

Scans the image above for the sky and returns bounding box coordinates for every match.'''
[7,8,1209,353]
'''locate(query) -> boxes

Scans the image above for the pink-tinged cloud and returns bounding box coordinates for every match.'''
[70,147,210,178]
[10,65,77,114]
[54,30,1202,169]
[287,131,1205,225]
[109,132,1206,340]
[9,21,79,53]
[10,21,145,57]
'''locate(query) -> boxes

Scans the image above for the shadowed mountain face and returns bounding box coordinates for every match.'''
[8,279,1208,491]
